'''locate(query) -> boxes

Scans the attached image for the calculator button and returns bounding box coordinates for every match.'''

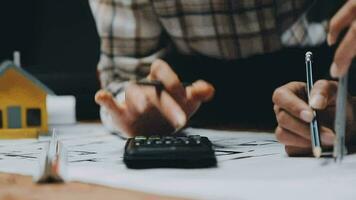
[135,142,141,146]
[165,140,172,145]
[173,140,183,145]
[134,136,147,140]
[155,140,163,145]
[149,136,161,140]
[163,136,174,140]
[189,135,201,140]
[147,138,154,141]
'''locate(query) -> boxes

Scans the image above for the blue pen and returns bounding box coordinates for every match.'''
[305,52,322,158]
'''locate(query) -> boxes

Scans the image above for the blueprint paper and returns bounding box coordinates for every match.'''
[0,124,355,200]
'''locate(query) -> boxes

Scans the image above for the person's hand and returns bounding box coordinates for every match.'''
[95,59,215,136]
[272,80,355,156]
[328,0,356,77]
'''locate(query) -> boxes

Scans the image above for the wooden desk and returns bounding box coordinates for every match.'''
[0,173,185,200]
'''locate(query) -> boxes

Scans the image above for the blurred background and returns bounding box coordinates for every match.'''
[0,0,100,120]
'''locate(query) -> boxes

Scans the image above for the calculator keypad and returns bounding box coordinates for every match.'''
[125,134,217,168]
[133,135,202,146]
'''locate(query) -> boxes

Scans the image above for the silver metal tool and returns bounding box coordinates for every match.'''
[34,129,67,183]
[333,73,348,163]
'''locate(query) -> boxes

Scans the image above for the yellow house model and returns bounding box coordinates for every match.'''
[0,61,54,139]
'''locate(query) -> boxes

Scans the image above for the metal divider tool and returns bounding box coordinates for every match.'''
[34,129,67,183]
[333,73,349,163]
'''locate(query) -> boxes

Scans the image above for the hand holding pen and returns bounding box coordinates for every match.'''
[95,59,215,136]
[272,51,354,157]
[272,79,353,157]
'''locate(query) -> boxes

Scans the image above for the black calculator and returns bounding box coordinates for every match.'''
[123,135,217,169]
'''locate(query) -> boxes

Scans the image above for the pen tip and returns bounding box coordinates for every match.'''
[313,147,322,158]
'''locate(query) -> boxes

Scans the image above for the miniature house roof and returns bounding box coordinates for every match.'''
[0,60,55,95]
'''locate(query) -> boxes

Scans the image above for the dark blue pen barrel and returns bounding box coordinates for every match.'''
[305,51,322,155]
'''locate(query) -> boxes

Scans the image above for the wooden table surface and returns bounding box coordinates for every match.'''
[0,173,185,200]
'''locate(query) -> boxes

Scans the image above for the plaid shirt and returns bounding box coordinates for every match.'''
[89,0,328,135]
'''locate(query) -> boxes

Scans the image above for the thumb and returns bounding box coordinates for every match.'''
[95,90,126,116]
[309,80,337,110]
[187,80,215,102]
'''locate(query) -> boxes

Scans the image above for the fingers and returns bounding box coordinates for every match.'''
[319,127,335,146]
[275,110,310,140]
[276,127,335,148]
[189,80,215,102]
[145,88,187,129]
[276,109,336,144]
[95,90,136,135]
[309,80,338,109]
[125,83,152,116]
[273,81,338,156]
[149,59,186,105]
[276,126,336,156]
[284,146,312,157]
[275,126,311,148]
[95,90,125,116]
[125,82,187,129]
[328,0,356,78]
[330,21,356,78]
[97,59,216,134]
[327,0,356,46]
[184,80,215,116]
[148,60,215,124]
[272,82,314,123]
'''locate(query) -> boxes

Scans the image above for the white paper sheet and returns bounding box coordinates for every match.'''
[0,140,45,175]
[0,124,356,200]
